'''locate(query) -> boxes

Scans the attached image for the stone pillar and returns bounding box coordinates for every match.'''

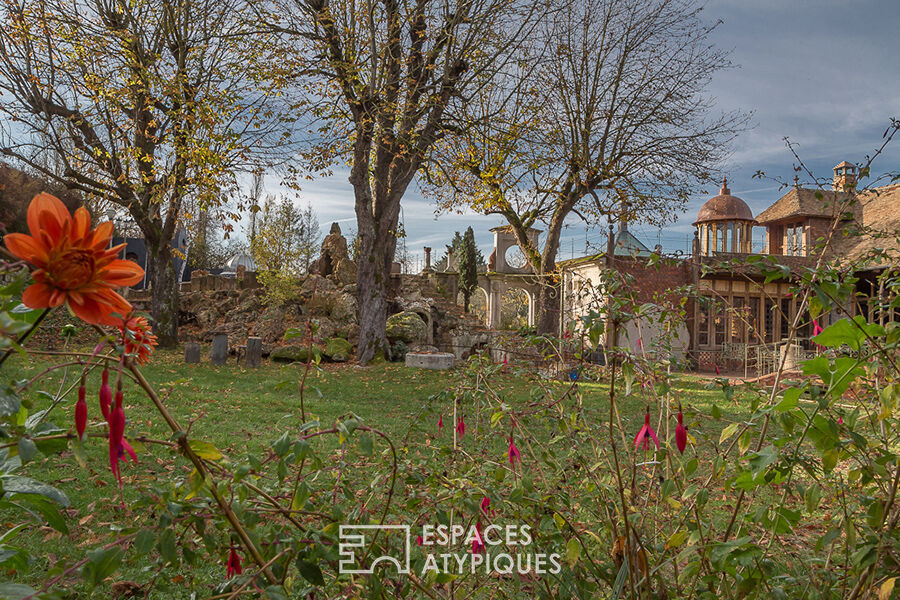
[487,284,502,329]
[422,247,434,273]
[527,291,536,327]
[245,337,262,367]
[210,333,228,365]
[184,343,202,364]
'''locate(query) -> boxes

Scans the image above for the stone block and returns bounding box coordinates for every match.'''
[210,333,228,365]
[245,336,262,367]
[405,352,455,370]
[184,342,202,364]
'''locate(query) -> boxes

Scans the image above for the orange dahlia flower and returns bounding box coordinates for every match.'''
[3,193,144,325]
[120,315,157,365]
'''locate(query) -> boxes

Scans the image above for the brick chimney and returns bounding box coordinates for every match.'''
[833,161,857,191]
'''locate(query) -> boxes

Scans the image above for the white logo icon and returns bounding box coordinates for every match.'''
[338,525,411,575]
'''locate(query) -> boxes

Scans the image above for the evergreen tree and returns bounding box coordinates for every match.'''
[458,227,479,313]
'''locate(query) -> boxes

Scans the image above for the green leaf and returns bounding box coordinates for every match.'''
[719,422,739,444]
[775,388,802,413]
[565,538,580,567]
[553,513,566,530]
[70,438,89,468]
[189,440,223,461]
[867,499,884,529]
[0,386,20,418]
[14,495,68,534]
[683,458,698,476]
[272,432,292,457]
[157,528,177,565]
[265,586,288,600]
[291,483,309,512]
[358,433,373,456]
[81,547,123,589]
[805,486,822,514]
[297,559,325,586]
[0,583,38,600]
[822,448,840,473]
[665,530,688,550]
[16,439,37,465]
[0,476,69,506]
[813,316,883,351]
[134,529,155,555]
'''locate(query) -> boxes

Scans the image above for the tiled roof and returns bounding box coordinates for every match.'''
[827,184,900,264]
[755,187,851,224]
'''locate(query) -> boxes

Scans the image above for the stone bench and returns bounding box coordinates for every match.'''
[405,352,455,370]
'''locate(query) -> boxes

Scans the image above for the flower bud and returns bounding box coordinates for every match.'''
[75,382,87,442]
[108,388,126,488]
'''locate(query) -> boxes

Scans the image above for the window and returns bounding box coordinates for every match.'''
[748,297,761,343]
[780,298,792,340]
[698,301,709,346]
[785,223,805,256]
[764,298,775,343]
[714,301,726,346]
[731,297,746,343]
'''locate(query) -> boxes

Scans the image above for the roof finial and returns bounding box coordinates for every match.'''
[793,175,800,189]
[720,175,730,196]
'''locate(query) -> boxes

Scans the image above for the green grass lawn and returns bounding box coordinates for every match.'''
[3,349,758,598]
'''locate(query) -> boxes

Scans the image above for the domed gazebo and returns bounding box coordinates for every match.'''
[693,177,756,255]
[224,252,257,273]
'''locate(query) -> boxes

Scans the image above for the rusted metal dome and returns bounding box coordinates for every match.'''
[693,177,755,225]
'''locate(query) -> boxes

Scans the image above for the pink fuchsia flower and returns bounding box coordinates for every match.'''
[75,379,87,442]
[108,387,125,489]
[633,407,659,452]
[120,438,137,462]
[812,319,823,336]
[714,363,720,376]
[837,416,843,425]
[437,414,443,433]
[675,407,688,455]
[480,495,493,517]
[226,545,243,577]
[508,436,521,468]
[99,368,112,421]
[456,416,465,438]
[416,535,424,546]
[471,522,485,554]
[637,337,643,350]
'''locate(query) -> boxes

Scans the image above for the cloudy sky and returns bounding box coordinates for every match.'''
[266,0,900,266]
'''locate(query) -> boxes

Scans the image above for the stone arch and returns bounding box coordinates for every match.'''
[490,226,541,274]
[407,306,434,345]
[480,278,538,329]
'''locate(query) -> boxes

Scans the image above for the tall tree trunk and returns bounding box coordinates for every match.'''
[535,280,559,335]
[146,238,179,347]
[355,226,395,363]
